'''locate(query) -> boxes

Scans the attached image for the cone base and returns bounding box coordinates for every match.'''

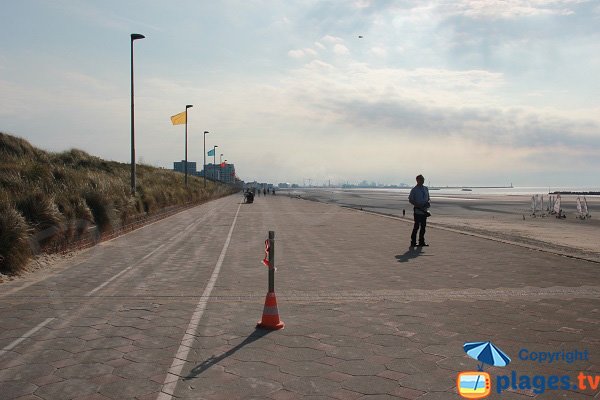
[256,320,285,330]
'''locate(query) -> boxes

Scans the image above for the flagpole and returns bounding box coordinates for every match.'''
[203,131,209,187]
[213,145,218,181]
[184,105,193,187]
[219,153,223,182]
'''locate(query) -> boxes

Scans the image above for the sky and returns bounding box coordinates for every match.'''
[1,0,599,187]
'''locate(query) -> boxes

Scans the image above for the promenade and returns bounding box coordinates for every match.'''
[1,193,599,399]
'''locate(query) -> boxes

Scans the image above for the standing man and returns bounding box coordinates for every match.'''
[408,174,430,247]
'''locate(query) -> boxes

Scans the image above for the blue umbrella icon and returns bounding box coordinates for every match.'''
[464,341,511,370]
[463,341,511,394]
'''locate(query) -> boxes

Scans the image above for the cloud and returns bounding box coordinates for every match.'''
[322,35,345,44]
[441,0,587,19]
[333,44,350,55]
[304,48,318,57]
[288,48,318,59]
[369,46,387,57]
[314,41,326,50]
[326,98,600,150]
[275,61,600,156]
[288,49,305,58]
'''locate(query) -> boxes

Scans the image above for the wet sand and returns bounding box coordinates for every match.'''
[288,188,600,262]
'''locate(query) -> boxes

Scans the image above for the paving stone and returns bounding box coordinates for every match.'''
[75,349,123,363]
[284,377,341,395]
[0,380,38,398]
[56,363,114,379]
[342,376,398,395]
[398,371,455,392]
[279,361,333,377]
[326,347,375,361]
[34,378,98,399]
[275,347,326,362]
[0,363,55,382]
[85,337,133,349]
[98,378,162,399]
[335,360,386,376]
[113,361,165,379]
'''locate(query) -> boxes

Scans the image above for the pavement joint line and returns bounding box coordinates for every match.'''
[0,317,55,358]
[13,286,600,302]
[157,202,242,400]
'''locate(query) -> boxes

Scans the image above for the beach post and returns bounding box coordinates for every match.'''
[257,231,284,330]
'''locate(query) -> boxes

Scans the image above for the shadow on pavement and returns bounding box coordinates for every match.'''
[395,246,424,263]
[184,329,272,380]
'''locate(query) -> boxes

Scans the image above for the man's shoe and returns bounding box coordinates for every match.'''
[417,243,429,247]
[410,242,417,248]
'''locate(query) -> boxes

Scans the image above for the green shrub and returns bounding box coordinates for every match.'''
[15,192,63,248]
[0,202,31,274]
[0,132,239,273]
[85,192,113,233]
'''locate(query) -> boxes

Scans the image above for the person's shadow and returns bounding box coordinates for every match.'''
[395,246,423,263]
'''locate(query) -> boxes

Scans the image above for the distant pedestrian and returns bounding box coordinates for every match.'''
[408,174,430,247]
[263,188,267,196]
[402,209,406,217]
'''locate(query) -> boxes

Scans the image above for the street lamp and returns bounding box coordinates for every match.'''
[203,131,209,187]
[130,33,145,195]
[184,104,193,187]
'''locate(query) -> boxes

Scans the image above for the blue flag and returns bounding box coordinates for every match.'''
[207,149,215,156]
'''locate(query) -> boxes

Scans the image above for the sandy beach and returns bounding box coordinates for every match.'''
[292,188,600,262]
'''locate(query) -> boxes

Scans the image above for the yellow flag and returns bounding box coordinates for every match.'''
[170,111,186,125]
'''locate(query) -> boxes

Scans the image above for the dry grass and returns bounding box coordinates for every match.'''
[0,132,238,275]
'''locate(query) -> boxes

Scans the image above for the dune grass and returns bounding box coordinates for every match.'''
[0,132,238,275]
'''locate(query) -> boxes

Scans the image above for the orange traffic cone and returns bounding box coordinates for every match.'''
[257,292,284,330]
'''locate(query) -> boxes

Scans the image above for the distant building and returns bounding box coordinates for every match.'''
[200,163,236,184]
[173,160,197,175]
[278,183,290,188]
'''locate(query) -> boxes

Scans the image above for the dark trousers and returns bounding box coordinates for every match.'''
[411,213,427,244]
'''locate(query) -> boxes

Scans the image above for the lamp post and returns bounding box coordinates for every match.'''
[203,131,209,187]
[130,33,145,195]
[213,145,218,181]
[184,104,193,187]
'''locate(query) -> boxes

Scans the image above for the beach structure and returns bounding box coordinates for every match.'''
[577,196,592,219]
[553,194,566,219]
[531,194,546,217]
[548,195,555,213]
[584,197,592,218]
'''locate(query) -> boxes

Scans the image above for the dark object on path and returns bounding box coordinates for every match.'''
[244,191,254,204]
[402,209,405,217]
